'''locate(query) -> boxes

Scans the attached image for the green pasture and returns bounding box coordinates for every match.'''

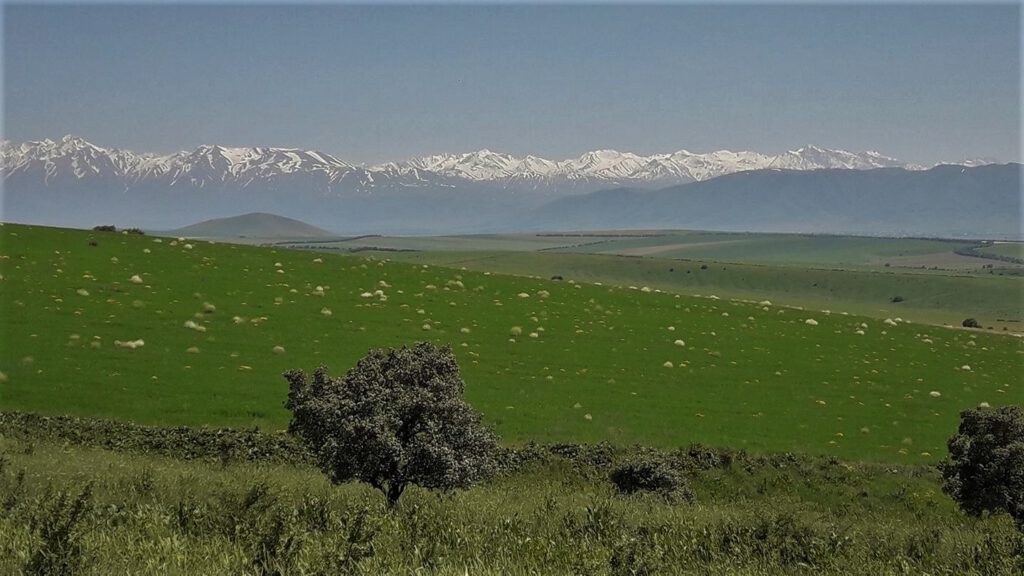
[375,250,1024,328]
[0,223,1021,462]
[979,242,1024,260]
[553,232,978,267]
[291,230,1021,272]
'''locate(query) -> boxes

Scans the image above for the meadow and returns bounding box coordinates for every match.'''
[0,419,1021,575]
[1,223,1021,463]
[281,230,1024,328]
[279,230,1024,271]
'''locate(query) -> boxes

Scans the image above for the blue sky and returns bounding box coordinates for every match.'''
[3,3,1020,164]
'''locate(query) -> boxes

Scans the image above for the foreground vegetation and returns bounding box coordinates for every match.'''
[2,223,1021,461]
[0,413,1021,575]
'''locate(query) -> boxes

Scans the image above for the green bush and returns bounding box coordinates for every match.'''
[940,405,1024,529]
[25,484,93,576]
[284,342,500,506]
[610,459,691,501]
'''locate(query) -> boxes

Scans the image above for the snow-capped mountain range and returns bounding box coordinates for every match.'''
[3,134,1014,237]
[1,134,988,193]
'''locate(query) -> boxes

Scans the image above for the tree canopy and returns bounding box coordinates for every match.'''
[284,342,499,506]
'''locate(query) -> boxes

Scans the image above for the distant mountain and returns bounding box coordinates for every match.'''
[168,212,335,239]
[384,145,914,188]
[528,163,1022,239]
[0,135,1014,237]
[3,135,947,198]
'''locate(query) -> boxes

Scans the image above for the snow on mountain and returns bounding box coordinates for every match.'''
[1,135,994,194]
[1,135,138,183]
[389,145,919,186]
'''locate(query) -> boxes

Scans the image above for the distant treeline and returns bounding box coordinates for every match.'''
[0,410,894,476]
[954,242,1024,265]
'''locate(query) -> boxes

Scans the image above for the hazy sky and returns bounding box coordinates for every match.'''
[3,3,1020,164]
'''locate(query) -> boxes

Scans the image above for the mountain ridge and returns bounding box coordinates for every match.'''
[2,135,996,194]
[1,135,1017,239]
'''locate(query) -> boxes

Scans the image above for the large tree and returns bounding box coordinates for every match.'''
[939,405,1024,530]
[284,342,499,506]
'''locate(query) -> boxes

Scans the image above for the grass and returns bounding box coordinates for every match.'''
[374,249,1023,328]
[1,223,1022,462]
[0,433,1020,575]
[284,230,1021,272]
[979,242,1024,261]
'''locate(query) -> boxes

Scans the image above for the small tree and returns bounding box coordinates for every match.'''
[284,342,499,506]
[962,318,981,328]
[939,406,1024,529]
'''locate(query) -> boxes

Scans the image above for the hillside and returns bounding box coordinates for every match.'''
[1,223,1020,462]
[529,164,1022,239]
[168,212,335,239]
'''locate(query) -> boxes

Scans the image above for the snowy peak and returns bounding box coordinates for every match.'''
[1,135,998,193]
[769,146,908,171]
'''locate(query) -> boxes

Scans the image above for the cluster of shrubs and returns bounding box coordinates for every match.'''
[3,410,830,488]
[91,225,145,235]
[4,403,1021,531]
[0,411,311,466]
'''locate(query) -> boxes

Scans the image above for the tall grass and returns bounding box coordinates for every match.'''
[0,430,1020,575]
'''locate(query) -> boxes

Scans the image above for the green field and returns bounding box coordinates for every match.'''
[284,231,1024,328]
[979,242,1024,261]
[371,250,1023,329]
[283,230,1023,272]
[2,223,1021,463]
[1,429,1020,575]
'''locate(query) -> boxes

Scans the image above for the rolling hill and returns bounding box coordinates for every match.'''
[529,163,1022,239]
[167,212,335,239]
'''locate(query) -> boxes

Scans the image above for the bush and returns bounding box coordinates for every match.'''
[939,406,1024,529]
[962,318,981,328]
[25,484,93,576]
[92,225,116,232]
[610,459,690,500]
[890,295,904,303]
[284,342,499,506]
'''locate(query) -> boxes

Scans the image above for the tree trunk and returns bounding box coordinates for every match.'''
[386,482,405,508]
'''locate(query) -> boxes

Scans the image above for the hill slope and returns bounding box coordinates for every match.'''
[1,223,1020,462]
[168,212,334,238]
[530,164,1022,239]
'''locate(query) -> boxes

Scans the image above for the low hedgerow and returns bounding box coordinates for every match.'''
[0,411,312,465]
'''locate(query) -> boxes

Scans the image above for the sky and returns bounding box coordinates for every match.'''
[2,3,1020,165]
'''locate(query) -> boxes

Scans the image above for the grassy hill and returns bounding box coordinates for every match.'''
[167,212,335,239]
[372,249,1023,329]
[1,222,1020,463]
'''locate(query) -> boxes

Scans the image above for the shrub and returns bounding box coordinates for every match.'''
[92,225,116,232]
[962,318,981,328]
[25,484,93,576]
[939,406,1024,529]
[890,295,904,303]
[284,342,499,506]
[610,459,690,500]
